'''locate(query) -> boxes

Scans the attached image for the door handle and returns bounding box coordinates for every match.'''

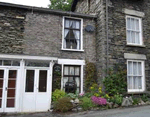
[5,87,7,91]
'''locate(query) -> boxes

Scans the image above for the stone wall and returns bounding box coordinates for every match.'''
[0,6,96,63]
[75,0,150,91]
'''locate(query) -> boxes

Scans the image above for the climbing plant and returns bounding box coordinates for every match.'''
[85,61,97,91]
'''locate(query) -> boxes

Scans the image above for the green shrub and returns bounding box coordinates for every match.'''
[52,89,66,101]
[53,97,73,112]
[80,97,96,110]
[103,65,127,95]
[113,94,123,106]
[132,97,140,105]
[65,92,79,99]
[141,94,148,102]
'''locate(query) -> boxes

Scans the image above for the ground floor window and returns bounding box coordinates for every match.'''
[63,65,80,93]
[127,60,145,92]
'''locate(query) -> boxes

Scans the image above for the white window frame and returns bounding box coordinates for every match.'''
[62,16,84,52]
[58,59,85,93]
[127,60,145,93]
[126,15,143,46]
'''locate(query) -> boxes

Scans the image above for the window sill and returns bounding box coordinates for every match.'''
[128,89,145,94]
[126,44,146,48]
[61,49,84,52]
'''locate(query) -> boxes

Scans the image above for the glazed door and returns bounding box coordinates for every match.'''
[0,68,18,112]
[23,69,50,112]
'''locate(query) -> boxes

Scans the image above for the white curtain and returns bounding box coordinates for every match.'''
[64,29,69,48]
[73,30,80,49]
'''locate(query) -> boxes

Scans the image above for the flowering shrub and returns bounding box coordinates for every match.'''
[91,96,107,105]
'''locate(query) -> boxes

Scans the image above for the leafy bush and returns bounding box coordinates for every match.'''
[103,65,127,95]
[132,97,140,105]
[91,96,107,105]
[80,97,95,110]
[53,97,73,112]
[52,89,66,101]
[113,94,123,106]
[65,92,78,99]
[85,61,97,91]
[141,94,148,102]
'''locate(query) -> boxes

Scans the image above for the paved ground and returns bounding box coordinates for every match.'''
[2,105,150,117]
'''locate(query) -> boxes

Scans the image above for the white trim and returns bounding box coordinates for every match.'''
[61,49,84,52]
[124,53,146,60]
[58,59,85,93]
[123,8,145,17]
[0,54,57,61]
[127,60,145,93]
[62,16,84,51]
[58,59,85,65]
[126,15,143,46]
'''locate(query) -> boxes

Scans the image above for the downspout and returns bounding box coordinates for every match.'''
[106,0,109,75]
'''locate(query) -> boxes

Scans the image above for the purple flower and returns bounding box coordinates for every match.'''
[91,96,107,105]
[79,92,84,97]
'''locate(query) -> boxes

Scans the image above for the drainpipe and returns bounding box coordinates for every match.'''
[106,0,109,75]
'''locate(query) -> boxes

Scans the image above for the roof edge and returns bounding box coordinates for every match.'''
[0,2,96,19]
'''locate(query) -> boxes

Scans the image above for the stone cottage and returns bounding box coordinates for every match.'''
[0,2,96,112]
[72,0,150,94]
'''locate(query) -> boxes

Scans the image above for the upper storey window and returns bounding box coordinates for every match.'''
[63,17,83,51]
[126,16,142,45]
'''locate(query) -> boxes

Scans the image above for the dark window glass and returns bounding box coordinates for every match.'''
[0,70,4,78]
[25,70,34,92]
[3,60,11,66]
[25,62,49,67]
[9,70,17,79]
[39,70,47,92]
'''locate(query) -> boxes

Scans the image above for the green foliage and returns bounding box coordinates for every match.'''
[84,92,94,98]
[85,61,97,91]
[79,97,96,111]
[103,65,127,95]
[112,94,123,106]
[65,92,78,99]
[132,97,140,105]
[52,89,66,101]
[49,0,72,11]
[53,97,73,112]
[141,94,148,102]
[52,71,61,92]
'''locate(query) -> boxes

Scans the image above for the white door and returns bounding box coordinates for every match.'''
[23,69,51,112]
[0,68,19,112]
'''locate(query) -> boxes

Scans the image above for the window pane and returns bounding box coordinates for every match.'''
[138,62,142,75]
[39,70,47,92]
[138,76,142,89]
[12,61,20,66]
[127,31,131,43]
[3,60,11,66]
[133,62,137,75]
[128,61,132,75]
[75,67,80,75]
[131,18,135,30]
[75,21,80,29]
[75,77,80,87]
[65,19,70,28]
[9,70,17,79]
[64,29,69,38]
[133,76,138,89]
[127,18,130,29]
[131,31,135,43]
[0,70,4,78]
[63,77,68,87]
[128,76,132,89]
[25,70,34,92]
[135,32,140,44]
[73,30,80,39]
[69,67,74,75]
[136,19,139,31]
[64,66,69,75]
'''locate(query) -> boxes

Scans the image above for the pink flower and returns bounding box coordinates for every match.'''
[91,96,107,105]
[79,92,84,97]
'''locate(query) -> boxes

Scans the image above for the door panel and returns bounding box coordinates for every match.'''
[23,69,50,112]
